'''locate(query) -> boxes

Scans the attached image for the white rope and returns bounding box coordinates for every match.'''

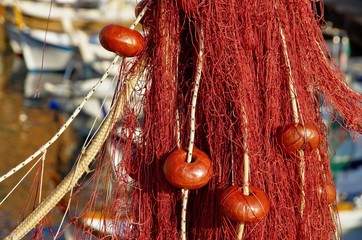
[53,188,74,239]
[5,60,146,240]
[279,24,306,215]
[0,154,44,205]
[180,25,204,240]
[237,107,250,240]
[3,4,150,239]
[0,0,149,184]
[38,150,47,204]
[0,57,118,183]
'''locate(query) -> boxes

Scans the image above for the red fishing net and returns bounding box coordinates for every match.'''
[30,0,362,239]
[103,0,361,239]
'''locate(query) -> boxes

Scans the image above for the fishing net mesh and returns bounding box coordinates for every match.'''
[27,0,362,239]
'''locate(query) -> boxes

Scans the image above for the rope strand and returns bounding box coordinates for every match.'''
[181,24,204,240]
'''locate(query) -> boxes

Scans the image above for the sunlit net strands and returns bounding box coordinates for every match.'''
[3,0,362,239]
[3,4,149,239]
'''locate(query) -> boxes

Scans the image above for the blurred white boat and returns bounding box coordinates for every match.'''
[15,0,136,26]
[44,77,116,98]
[44,61,146,119]
[20,28,75,72]
[45,82,145,120]
[44,75,116,119]
[48,94,112,120]
[339,208,362,232]
[2,0,138,72]
[24,71,65,97]
[5,23,22,55]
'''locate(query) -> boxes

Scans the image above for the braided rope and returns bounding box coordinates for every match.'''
[5,61,145,240]
[279,21,306,215]
[0,0,149,185]
[180,24,204,240]
[237,106,250,240]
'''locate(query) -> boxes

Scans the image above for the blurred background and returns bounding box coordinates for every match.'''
[0,0,362,239]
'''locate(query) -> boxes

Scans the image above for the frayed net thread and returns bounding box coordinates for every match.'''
[74,0,360,239]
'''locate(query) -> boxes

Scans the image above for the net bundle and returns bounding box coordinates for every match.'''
[36,0,361,239]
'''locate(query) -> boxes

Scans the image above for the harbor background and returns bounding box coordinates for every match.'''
[0,22,79,238]
[1,1,362,239]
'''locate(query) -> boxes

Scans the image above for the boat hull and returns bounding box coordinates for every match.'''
[20,29,74,72]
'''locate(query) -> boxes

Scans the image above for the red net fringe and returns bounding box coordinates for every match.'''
[58,0,362,239]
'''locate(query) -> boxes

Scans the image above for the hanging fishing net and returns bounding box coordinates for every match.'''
[3,0,362,239]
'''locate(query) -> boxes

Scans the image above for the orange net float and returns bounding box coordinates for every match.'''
[277,123,321,155]
[319,184,337,205]
[220,186,270,223]
[303,123,322,152]
[163,147,213,190]
[99,24,144,57]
